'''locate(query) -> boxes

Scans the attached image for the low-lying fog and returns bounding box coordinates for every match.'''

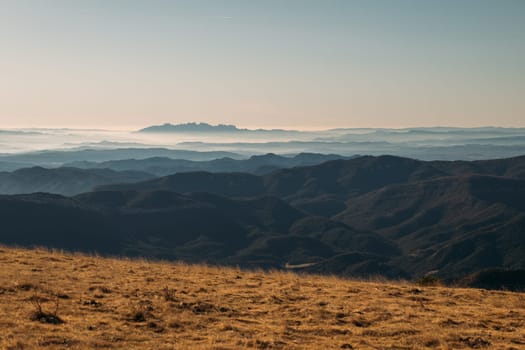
[0,127,337,154]
[1,126,525,166]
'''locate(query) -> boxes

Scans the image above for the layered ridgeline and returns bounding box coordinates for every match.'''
[3,125,525,169]
[0,153,352,195]
[137,124,525,160]
[0,148,242,172]
[1,155,524,285]
[0,167,155,196]
[63,153,354,177]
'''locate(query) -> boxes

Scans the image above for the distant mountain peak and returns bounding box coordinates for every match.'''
[138,122,300,134]
[139,122,243,133]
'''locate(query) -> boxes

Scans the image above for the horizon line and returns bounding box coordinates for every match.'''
[2,123,525,132]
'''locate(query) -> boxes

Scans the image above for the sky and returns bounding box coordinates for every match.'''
[0,0,524,129]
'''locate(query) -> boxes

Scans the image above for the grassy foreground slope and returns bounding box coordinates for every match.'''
[0,247,524,350]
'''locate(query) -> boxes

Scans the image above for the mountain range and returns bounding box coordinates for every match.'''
[138,122,298,134]
[64,153,354,177]
[0,148,242,171]
[0,154,524,284]
[0,153,353,195]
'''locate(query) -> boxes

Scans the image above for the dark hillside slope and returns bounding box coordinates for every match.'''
[430,155,525,179]
[0,193,119,251]
[0,167,154,196]
[99,155,449,216]
[337,175,525,277]
[98,155,525,203]
[263,155,447,199]
[1,190,395,273]
[97,172,265,197]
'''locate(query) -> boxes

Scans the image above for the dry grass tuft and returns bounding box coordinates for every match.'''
[28,292,63,324]
[0,246,524,349]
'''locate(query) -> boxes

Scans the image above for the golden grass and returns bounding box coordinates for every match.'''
[0,246,524,350]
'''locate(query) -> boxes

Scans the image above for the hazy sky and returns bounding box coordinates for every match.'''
[1,0,524,129]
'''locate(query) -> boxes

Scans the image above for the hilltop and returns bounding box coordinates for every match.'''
[0,246,524,349]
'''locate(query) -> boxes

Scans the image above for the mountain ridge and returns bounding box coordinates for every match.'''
[138,122,298,133]
[0,167,155,196]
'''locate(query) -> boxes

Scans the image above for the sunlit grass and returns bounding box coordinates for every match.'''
[0,246,523,349]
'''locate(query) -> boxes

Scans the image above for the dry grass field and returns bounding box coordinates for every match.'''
[0,247,524,350]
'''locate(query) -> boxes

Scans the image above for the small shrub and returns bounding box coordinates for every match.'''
[417,275,441,287]
[17,283,37,291]
[129,300,152,322]
[29,293,63,324]
[131,310,146,322]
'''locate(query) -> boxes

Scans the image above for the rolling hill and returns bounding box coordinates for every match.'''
[0,148,242,170]
[0,155,524,283]
[64,153,352,176]
[0,167,155,196]
[336,175,525,277]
